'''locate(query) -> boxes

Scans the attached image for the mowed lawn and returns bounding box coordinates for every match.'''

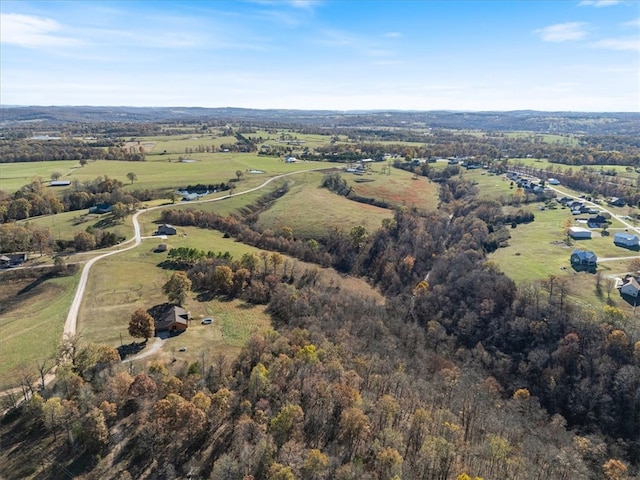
[0,272,80,390]
[255,172,393,240]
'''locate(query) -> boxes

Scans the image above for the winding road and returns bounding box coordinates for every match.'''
[60,167,332,354]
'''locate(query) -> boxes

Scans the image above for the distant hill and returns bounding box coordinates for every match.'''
[1,106,638,135]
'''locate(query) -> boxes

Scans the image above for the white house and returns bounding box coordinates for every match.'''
[568,226,592,239]
[548,178,560,185]
[613,232,640,248]
[620,277,640,297]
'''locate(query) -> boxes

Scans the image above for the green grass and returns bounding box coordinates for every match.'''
[0,160,81,193]
[0,271,80,390]
[20,209,134,242]
[255,172,393,239]
[346,166,439,210]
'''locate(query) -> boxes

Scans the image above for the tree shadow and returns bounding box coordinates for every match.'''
[117,341,147,360]
[17,272,55,295]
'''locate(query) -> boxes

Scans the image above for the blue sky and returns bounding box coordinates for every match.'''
[1,0,638,111]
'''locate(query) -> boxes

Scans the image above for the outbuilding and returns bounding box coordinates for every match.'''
[568,226,592,239]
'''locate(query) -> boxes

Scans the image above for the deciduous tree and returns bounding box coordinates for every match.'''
[162,271,192,305]
[129,308,155,342]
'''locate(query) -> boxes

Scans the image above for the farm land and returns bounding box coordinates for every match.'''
[2,120,640,389]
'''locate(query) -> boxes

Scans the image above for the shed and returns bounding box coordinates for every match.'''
[50,180,71,187]
[568,227,592,239]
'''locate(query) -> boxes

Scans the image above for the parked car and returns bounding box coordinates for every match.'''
[201,317,213,325]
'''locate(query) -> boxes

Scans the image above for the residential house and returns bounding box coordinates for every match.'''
[587,215,608,228]
[568,227,592,239]
[157,224,177,236]
[620,277,640,298]
[548,178,560,185]
[155,306,190,333]
[614,233,640,248]
[608,197,626,207]
[570,249,597,267]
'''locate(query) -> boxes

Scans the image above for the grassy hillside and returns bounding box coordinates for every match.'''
[255,173,393,240]
[0,270,80,390]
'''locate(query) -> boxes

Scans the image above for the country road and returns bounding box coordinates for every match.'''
[2,166,332,404]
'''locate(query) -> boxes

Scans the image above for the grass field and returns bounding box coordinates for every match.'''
[20,209,134,242]
[0,160,81,193]
[346,166,439,210]
[255,172,393,239]
[1,155,326,197]
[0,271,80,390]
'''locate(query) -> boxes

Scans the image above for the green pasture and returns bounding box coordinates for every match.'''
[21,209,134,243]
[62,156,307,193]
[503,132,579,146]
[0,160,81,193]
[139,134,238,155]
[255,172,393,240]
[0,271,80,390]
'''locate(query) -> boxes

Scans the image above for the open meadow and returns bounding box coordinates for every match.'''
[21,208,134,242]
[346,165,440,210]
[255,171,394,239]
[0,160,81,193]
[0,271,80,390]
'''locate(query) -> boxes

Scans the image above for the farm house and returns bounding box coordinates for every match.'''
[613,232,640,248]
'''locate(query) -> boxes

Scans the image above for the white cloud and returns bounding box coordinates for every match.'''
[245,0,320,9]
[0,13,81,48]
[384,32,402,38]
[536,22,589,42]
[591,36,640,51]
[622,17,640,28]
[579,0,621,7]
[289,0,321,8]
